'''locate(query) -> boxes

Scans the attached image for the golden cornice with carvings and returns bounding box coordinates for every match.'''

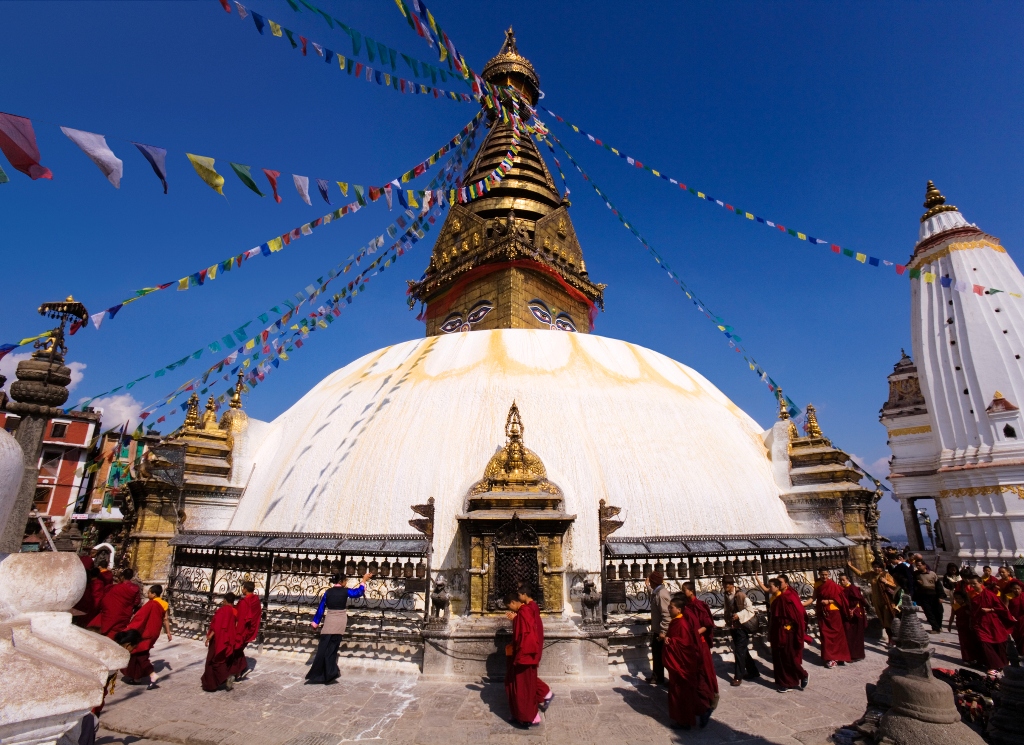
[909,239,1005,270]
[939,484,1024,500]
[889,425,932,437]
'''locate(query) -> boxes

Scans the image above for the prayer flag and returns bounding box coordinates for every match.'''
[230,163,265,196]
[133,142,168,193]
[293,174,312,205]
[251,11,266,34]
[0,113,52,180]
[61,127,122,187]
[269,20,283,37]
[0,164,8,184]
[337,181,349,196]
[974,284,985,296]
[316,178,332,204]
[186,154,225,195]
[262,169,283,203]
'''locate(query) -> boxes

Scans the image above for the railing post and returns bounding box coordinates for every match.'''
[209,549,220,608]
[258,552,273,649]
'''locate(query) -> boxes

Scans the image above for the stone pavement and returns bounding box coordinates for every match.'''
[97,616,968,745]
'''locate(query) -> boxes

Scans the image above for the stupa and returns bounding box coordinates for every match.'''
[140,30,867,678]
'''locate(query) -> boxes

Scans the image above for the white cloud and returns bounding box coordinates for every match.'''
[84,393,144,430]
[0,353,86,393]
[849,453,891,485]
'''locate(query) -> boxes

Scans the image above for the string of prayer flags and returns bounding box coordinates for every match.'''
[0,112,53,180]
[226,2,475,103]
[392,0,472,82]
[230,163,265,196]
[60,127,123,188]
[541,128,800,416]
[133,142,168,193]
[186,153,225,195]
[84,114,481,329]
[0,330,53,363]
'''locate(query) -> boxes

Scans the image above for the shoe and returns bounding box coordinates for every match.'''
[745,673,761,680]
[730,679,742,687]
[539,692,554,712]
[826,661,837,669]
[509,720,530,730]
[800,677,809,690]
[147,682,159,690]
[698,709,712,729]
[225,675,235,691]
[644,674,663,685]
[837,661,846,666]
[777,687,790,693]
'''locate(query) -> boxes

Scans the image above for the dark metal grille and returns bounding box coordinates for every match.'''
[489,547,543,610]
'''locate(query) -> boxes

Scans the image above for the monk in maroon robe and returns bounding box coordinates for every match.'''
[202,593,238,692]
[839,575,867,661]
[813,569,851,667]
[663,595,716,730]
[516,584,553,712]
[88,569,141,639]
[228,582,262,679]
[1004,580,1024,654]
[968,577,1016,674]
[504,592,543,727]
[119,584,172,688]
[679,582,718,699]
[73,558,107,628]
[769,575,808,691]
[949,589,980,663]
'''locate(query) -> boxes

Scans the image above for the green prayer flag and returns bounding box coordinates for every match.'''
[191,350,203,360]
[388,48,397,70]
[365,36,376,62]
[258,313,269,324]
[222,334,235,348]
[787,228,797,236]
[230,163,265,197]
[317,10,334,28]
[0,164,8,184]
[284,0,298,9]
[909,268,921,279]
[349,29,362,56]
[843,249,854,257]
[155,369,166,378]
[283,28,298,49]
[354,185,366,206]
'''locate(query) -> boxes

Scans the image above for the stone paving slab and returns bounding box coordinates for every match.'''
[97,612,963,745]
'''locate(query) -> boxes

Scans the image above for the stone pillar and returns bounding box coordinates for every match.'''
[900,498,925,551]
[0,347,72,554]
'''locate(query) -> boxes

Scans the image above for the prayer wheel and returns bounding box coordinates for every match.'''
[606,563,617,581]
[416,560,427,579]
[301,557,312,573]
[329,559,341,575]
[742,558,752,575]
[752,557,762,574]
[380,559,391,577]
[665,562,677,580]
[693,561,704,578]
[723,559,734,576]
[392,560,404,579]
[404,560,415,579]
[703,559,715,577]
[310,558,322,574]
[618,562,629,580]
[357,559,368,576]
[368,559,380,576]
[346,559,357,576]
[654,561,664,575]
[642,561,653,578]
[630,562,642,580]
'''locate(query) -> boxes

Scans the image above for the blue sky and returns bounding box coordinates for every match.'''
[2,1,1022,537]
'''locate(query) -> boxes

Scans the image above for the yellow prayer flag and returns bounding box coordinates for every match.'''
[697,192,705,198]
[797,232,807,240]
[268,237,283,252]
[745,213,754,219]
[279,351,289,361]
[177,278,189,291]
[269,20,282,37]
[384,74,391,86]
[923,272,936,283]
[207,265,217,281]
[856,253,867,263]
[571,125,579,133]
[245,339,255,350]
[318,320,328,329]
[1011,293,1022,298]
[185,153,225,195]
[337,181,349,196]
[407,191,419,208]
[651,169,660,177]
[611,148,619,155]
[338,54,346,70]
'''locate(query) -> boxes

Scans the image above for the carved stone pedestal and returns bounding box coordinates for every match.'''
[421,616,610,681]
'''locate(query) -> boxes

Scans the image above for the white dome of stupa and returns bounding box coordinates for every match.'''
[229,329,798,571]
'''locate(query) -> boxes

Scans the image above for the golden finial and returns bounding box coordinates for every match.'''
[805,403,823,438]
[776,387,790,421]
[230,371,245,410]
[921,180,958,223]
[504,401,526,475]
[201,396,219,429]
[183,392,201,429]
[504,26,518,55]
[789,420,798,439]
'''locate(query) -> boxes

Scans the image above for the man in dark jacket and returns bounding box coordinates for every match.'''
[644,571,672,685]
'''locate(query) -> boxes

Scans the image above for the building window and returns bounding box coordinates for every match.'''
[38,450,62,478]
[50,422,68,438]
[33,486,52,512]
[1004,424,1017,439]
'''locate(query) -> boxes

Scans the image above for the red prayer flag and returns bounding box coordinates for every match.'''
[896,264,906,274]
[218,0,231,11]
[831,244,841,253]
[262,169,283,203]
[0,113,53,180]
[974,284,985,295]
[299,36,308,56]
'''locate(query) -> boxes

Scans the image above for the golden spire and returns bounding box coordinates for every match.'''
[776,387,790,421]
[201,396,219,430]
[921,180,958,223]
[183,392,201,429]
[229,371,244,409]
[504,401,525,475]
[805,403,824,438]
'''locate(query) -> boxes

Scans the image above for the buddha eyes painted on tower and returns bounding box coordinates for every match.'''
[439,300,494,333]
[527,299,577,332]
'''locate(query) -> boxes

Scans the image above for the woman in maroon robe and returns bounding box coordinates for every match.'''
[119,585,171,689]
[663,595,716,730]
[202,593,238,692]
[838,575,867,661]
[813,568,851,667]
[948,589,980,664]
[968,577,1016,675]
[769,576,808,692]
[504,592,543,727]
[88,569,141,638]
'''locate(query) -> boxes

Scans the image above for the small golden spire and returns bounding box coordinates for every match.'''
[776,387,790,421]
[183,392,201,429]
[201,396,219,429]
[805,403,823,438]
[503,26,519,56]
[921,180,958,223]
[229,371,245,410]
[789,420,798,439]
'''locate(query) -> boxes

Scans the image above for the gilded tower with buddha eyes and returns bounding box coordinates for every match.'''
[407,28,605,336]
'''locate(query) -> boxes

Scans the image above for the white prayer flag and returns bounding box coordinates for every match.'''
[293,175,312,205]
[61,127,123,188]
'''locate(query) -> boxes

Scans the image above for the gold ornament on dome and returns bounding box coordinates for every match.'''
[468,401,562,496]
[920,180,959,223]
[220,371,249,433]
[201,396,219,431]
[183,392,201,430]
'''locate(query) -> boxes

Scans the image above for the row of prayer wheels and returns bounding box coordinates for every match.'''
[604,550,848,583]
[178,549,427,579]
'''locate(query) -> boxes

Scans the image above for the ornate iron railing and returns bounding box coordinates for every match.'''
[167,530,432,653]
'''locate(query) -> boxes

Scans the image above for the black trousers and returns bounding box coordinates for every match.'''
[731,627,759,679]
[918,593,943,632]
[306,634,342,684]
[651,637,665,683]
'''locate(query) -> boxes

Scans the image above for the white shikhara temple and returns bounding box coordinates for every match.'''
[882,182,1024,566]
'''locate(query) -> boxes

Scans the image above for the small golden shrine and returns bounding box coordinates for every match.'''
[458,402,575,615]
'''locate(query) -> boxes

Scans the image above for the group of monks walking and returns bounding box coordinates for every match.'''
[947,565,1022,677]
[200,581,263,691]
